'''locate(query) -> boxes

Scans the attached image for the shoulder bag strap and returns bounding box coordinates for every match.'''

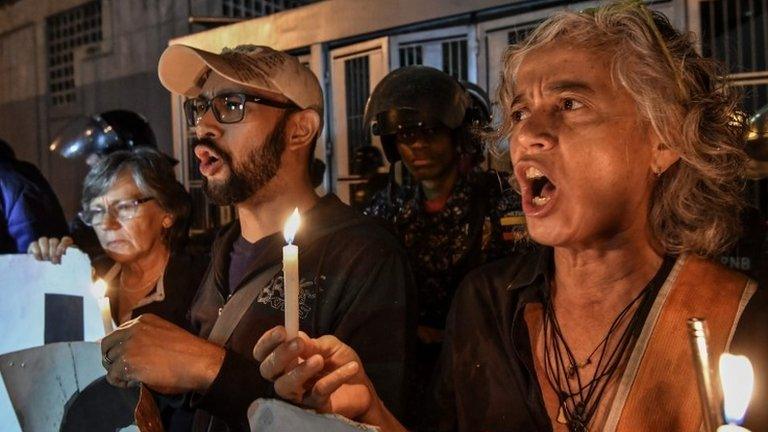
[206,217,368,346]
[206,263,282,345]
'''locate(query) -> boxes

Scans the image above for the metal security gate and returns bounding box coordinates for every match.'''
[699,0,768,215]
[329,37,389,204]
[389,25,475,82]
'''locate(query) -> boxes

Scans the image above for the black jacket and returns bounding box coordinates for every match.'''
[189,194,416,431]
[93,252,209,431]
[93,252,209,330]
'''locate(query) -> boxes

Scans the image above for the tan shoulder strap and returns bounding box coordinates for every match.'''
[615,257,750,431]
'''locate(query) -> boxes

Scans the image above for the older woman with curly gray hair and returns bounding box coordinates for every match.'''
[30,148,207,329]
[248,2,767,432]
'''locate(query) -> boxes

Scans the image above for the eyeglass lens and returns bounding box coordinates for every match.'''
[82,200,142,226]
[185,94,246,126]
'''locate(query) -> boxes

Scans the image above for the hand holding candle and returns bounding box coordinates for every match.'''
[283,208,301,340]
[717,353,754,432]
[90,278,114,334]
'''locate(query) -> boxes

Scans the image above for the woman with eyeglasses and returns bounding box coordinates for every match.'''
[28,147,207,329]
[28,147,206,430]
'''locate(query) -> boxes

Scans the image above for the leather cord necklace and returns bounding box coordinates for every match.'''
[542,280,657,432]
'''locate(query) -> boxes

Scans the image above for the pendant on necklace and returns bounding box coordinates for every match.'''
[567,358,592,378]
[557,405,568,424]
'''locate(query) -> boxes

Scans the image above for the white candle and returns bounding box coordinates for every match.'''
[282,208,301,340]
[717,353,754,432]
[90,278,114,334]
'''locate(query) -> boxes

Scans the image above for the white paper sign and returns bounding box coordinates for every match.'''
[0,250,102,431]
[248,398,380,431]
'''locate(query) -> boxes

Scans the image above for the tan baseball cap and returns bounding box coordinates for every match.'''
[158,44,324,119]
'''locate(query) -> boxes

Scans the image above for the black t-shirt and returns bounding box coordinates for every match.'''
[228,235,276,293]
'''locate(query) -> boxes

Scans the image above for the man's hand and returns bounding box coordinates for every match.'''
[254,326,396,426]
[27,236,74,264]
[101,314,225,395]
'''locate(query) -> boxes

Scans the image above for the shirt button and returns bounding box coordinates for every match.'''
[218,307,223,316]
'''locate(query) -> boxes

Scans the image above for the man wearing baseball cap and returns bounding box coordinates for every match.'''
[100,44,415,431]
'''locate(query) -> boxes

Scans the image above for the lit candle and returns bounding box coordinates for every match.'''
[90,278,114,334]
[717,353,754,432]
[282,208,301,340]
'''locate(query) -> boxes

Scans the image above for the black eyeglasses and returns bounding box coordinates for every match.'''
[183,93,296,127]
[79,197,156,227]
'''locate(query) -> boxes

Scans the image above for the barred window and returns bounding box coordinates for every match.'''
[46,1,102,107]
[699,0,768,116]
[221,0,316,18]
[344,56,370,174]
[399,45,423,67]
[441,38,467,81]
[699,1,768,218]
[700,0,767,74]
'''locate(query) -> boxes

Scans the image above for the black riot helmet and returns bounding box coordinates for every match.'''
[364,66,472,163]
[50,110,158,161]
[461,80,492,128]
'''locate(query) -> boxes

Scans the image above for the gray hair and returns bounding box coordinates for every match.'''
[81,148,192,250]
[497,2,748,258]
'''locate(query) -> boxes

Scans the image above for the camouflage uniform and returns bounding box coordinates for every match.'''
[365,170,528,330]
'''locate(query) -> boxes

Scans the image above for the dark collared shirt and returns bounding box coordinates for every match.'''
[427,248,768,431]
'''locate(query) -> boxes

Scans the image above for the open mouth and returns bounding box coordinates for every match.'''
[524,166,557,207]
[194,145,225,176]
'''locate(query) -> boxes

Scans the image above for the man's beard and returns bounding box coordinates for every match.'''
[198,115,287,206]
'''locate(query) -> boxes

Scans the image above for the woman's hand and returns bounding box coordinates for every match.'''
[253,326,404,430]
[27,236,74,264]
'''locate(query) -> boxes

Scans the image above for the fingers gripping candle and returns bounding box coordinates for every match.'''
[283,208,301,340]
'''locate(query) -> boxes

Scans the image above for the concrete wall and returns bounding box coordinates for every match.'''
[0,0,197,218]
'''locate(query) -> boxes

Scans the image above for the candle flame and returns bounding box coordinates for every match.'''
[90,278,108,298]
[283,208,301,244]
[720,353,754,424]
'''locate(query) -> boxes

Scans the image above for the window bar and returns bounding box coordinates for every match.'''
[750,0,757,72]
[722,0,730,70]
[441,43,447,75]
[736,0,743,72]
[454,41,459,78]
[461,39,467,81]
[452,41,458,79]
[354,57,361,151]
[764,0,768,71]
[708,1,716,64]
